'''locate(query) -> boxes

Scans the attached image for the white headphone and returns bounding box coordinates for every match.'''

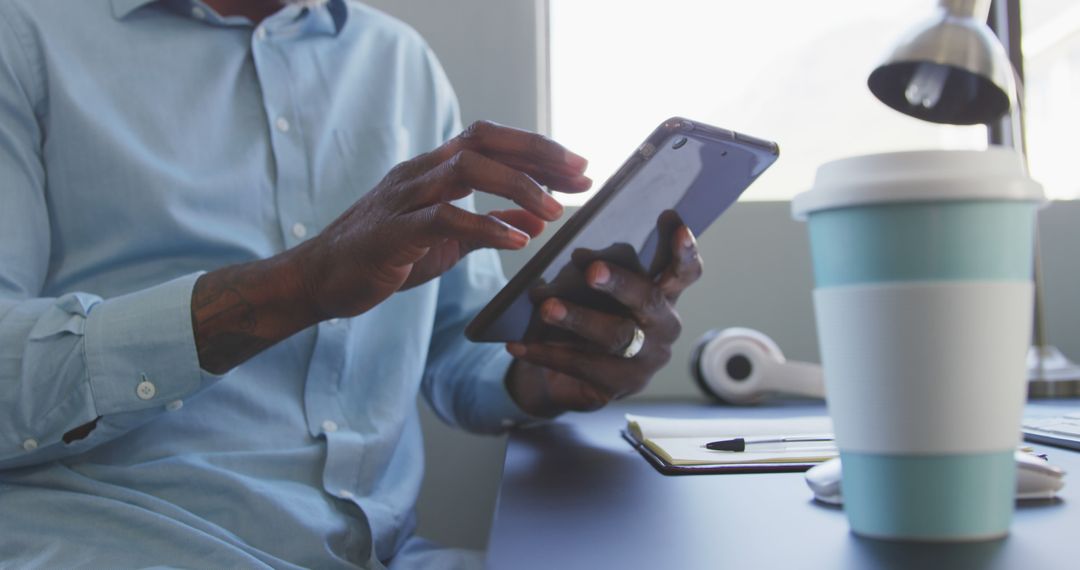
[690,327,825,405]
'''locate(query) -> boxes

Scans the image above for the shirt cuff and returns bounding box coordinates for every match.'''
[84,272,209,415]
[470,348,546,430]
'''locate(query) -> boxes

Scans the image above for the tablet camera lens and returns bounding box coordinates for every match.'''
[672,137,687,149]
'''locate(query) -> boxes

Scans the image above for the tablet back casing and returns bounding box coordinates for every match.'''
[465,118,779,343]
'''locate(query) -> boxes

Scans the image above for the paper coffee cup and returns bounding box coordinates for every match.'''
[792,148,1044,541]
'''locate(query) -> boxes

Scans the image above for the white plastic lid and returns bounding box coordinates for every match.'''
[791,147,1045,220]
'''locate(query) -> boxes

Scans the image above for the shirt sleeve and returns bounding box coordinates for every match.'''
[421,240,542,434]
[0,12,216,471]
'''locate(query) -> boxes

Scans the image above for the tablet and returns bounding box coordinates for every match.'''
[465,117,779,343]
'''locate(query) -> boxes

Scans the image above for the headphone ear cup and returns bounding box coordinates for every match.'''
[692,328,776,404]
[692,328,825,404]
[690,329,724,402]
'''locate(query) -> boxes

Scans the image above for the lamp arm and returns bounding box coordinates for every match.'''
[1005,67,1048,371]
[941,0,992,20]
[1008,67,1028,167]
[1007,70,1045,352]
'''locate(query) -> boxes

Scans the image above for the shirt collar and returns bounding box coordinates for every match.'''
[111,0,348,35]
[325,0,347,35]
[111,0,158,19]
[301,0,348,37]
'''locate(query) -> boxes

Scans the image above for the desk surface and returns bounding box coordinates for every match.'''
[487,399,1080,570]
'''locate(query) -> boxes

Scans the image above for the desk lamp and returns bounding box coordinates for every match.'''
[867,0,1080,397]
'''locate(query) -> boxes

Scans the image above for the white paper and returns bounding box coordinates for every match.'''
[626,414,833,440]
[625,414,837,466]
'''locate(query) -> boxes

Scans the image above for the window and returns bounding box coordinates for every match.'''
[548,1,1059,204]
[1023,0,1080,201]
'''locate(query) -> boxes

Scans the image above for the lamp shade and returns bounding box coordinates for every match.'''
[867,0,1014,125]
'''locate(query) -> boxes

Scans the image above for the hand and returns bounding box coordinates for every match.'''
[191,121,589,375]
[505,224,704,416]
[293,120,591,320]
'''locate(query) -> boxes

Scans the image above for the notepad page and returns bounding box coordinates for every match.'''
[626,414,833,440]
[646,436,838,466]
[626,414,837,467]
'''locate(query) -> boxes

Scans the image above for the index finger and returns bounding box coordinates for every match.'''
[657,226,704,301]
[438,120,589,176]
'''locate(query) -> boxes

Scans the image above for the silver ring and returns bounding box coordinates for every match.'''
[621,326,645,359]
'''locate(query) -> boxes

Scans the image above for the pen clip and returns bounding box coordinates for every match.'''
[705,434,835,452]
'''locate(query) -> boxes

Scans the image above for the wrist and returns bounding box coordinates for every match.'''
[275,244,326,325]
[191,253,320,374]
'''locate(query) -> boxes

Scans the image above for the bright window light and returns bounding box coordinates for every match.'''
[549,0,998,205]
[1023,0,1080,202]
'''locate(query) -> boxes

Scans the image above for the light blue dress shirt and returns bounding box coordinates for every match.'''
[0,1,531,567]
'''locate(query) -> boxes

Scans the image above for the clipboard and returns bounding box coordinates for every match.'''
[620,430,821,475]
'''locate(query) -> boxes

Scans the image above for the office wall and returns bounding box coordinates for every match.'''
[1035,201,1080,367]
[362,0,1080,551]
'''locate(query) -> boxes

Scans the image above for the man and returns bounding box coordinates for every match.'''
[0,0,702,567]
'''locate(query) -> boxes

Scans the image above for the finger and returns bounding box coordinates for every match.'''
[425,149,566,222]
[538,298,640,356]
[484,151,593,194]
[490,209,546,238]
[586,261,680,340]
[657,225,704,301]
[646,210,684,275]
[541,372,618,413]
[420,121,591,189]
[452,120,589,175]
[413,147,591,196]
[506,342,639,402]
[553,379,615,412]
[397,203,529,264]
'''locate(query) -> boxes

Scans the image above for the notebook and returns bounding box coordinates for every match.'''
[623,414,838,475]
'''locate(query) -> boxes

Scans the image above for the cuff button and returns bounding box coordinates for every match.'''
[136,378,157,400]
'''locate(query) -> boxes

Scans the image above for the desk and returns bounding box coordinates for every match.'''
[487,399,1080,570]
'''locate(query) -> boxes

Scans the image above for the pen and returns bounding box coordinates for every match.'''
[705,434,835,452]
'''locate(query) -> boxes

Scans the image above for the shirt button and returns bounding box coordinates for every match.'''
[191,6,207,19]
[328,318,340,325]
[254,27,267,41]
[166,399,184,412]
[22,438,38,452]
[275,117,290,133]
[291,222,308,239]
[136,379,157,400]
[322,420,339,433]
[339,489,354,499]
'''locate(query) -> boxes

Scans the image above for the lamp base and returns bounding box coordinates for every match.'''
[1027,345,1080,398]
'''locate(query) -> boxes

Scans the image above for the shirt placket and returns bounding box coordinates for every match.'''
[249,17,352,478]
[250,21,317,250]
